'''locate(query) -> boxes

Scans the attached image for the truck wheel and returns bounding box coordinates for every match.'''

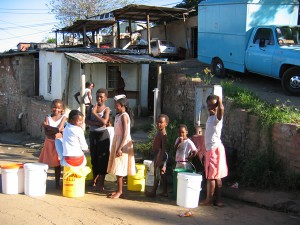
[211,58,226,78]
[281,67,300,96]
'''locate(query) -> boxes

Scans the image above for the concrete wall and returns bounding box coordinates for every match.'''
[162,74,300,174]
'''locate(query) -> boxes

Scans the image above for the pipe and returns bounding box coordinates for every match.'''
[18,112,23,132]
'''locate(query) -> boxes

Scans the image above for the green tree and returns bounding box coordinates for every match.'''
[176,0,201,15]
[47,0,134,27]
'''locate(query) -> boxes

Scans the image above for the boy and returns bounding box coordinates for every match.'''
[145,114,169,197]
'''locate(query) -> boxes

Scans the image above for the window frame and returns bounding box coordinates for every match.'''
[106,65,121,90]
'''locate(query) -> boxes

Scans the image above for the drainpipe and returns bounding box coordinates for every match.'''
[18,112,24,131]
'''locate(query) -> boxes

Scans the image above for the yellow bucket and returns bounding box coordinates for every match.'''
[63,166,90,198]
[85,155,93,181]
[128,164,146,192]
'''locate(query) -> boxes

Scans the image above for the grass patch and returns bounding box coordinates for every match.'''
[222,81,300,126]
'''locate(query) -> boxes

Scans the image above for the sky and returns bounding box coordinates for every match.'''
[0,0,183,52]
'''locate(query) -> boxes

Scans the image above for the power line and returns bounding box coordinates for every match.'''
[0,29,53,41]
[0,11,54,14]
[0,8,49,11]
[0,22,57,30]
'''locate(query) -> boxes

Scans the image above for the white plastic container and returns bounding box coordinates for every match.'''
[145,171,154,186]
[177,172,202,208]
[1,164,24,194]
[24,163,48,197]
[143,160,152,170]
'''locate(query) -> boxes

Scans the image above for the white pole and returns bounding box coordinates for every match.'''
[153,88,159,125]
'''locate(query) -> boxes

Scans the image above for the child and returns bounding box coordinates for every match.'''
[174,124,198,170]
[145,114,169,198]
[201,94,228,207]
[107,94,136,199]
[85,88,111,191]
[39,99,67,189]
[190,125,206,173]
[74,81,94,110]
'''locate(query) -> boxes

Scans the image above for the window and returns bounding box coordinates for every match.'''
[47,63,52,94]
[253,28,274,45]
[107,65,120,89]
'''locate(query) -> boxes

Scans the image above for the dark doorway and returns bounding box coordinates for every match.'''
[191,27,198,58]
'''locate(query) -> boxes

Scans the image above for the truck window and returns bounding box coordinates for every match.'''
[276,26,299,45]
[253,28,274,45]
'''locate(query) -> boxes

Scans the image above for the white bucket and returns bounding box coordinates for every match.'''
[24,163,48,197]
[1,164,24,194]
[177,172,202,208]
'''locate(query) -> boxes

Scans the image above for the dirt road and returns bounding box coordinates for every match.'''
[0,144,299,225]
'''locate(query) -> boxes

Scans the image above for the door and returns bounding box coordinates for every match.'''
[245,28,275,76]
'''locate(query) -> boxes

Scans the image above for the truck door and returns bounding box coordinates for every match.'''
[245,28,275,76]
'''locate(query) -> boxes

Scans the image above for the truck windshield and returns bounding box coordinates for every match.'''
[276,26,300,46]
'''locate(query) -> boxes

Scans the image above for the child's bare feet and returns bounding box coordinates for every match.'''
[200,200,213,206]
[158,192,168,197]
[145,191,156,197]
[109,192,123,199]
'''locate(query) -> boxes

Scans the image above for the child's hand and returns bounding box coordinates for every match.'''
[116,149,122,157]
[161,166,166,175]
[178,137,184,143]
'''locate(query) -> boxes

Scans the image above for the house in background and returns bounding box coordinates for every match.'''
[39,48,166,117]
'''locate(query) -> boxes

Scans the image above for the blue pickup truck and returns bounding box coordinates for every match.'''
[198,0,300,96]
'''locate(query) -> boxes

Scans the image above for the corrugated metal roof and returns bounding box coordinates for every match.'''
[65,52,166,64]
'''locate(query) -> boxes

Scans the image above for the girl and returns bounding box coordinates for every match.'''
[61,110,89,167]
[107,94,136,199]
[39,99,67,189]
[201,94,228,207]
[85,88,111,191]
[174,124,197,170]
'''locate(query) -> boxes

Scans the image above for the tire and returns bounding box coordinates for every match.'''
[281,67,300,96]
[211,58,226,78]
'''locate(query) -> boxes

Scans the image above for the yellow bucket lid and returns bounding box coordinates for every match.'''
[0,163,23,169]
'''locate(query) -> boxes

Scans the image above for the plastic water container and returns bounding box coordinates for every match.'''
[1,164,24,194]
[172,168,194,199]
[128,164,146,192]
[145,171,154,186]
[143,160,152,169]
[85,155,93,181]
[24,163,48,197]
[63,166,91,198]
[177,172,202,208]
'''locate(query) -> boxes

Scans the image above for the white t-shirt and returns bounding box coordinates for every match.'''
[62,123,88,156]
[205,114,223,151]
[83,88,91,104]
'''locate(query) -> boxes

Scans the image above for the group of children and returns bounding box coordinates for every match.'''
[146,94,228,207]
[38,90,228,205]
[39,87,134,199]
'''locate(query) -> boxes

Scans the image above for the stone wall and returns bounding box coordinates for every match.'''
[162,73,201,120]
[162,74,300,174]
[0,55,36,131]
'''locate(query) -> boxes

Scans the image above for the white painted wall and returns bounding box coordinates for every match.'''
[39,50,67,101]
